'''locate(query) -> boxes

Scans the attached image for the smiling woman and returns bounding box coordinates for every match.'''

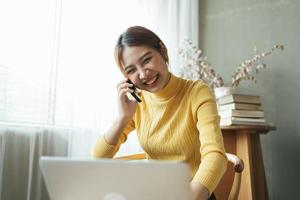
[92,26,227,200]
[119,46,170,92]
[114,26,171,94]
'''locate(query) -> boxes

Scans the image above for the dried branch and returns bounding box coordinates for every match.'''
[179,38,284,89]
[231,44,284,88]
[179,38,224,88]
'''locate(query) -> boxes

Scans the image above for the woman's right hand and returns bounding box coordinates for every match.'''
[116,78,138,122]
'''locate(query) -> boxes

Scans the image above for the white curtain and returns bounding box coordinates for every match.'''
[137,0,199,75]
[0,0,199,199]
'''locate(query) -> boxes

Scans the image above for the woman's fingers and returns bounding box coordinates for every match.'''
[119,88,134,99]
[117,81,134,93]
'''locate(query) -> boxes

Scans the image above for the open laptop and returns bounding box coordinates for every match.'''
[39,156,192,200]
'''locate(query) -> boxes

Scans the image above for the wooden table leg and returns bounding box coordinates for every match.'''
[252,134,269,200]
[221,126,273,200]
[236,131,255,199]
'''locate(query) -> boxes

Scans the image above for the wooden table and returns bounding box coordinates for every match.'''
[215,125,275,200]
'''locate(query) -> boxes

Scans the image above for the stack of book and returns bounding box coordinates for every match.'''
[217,94,266,126]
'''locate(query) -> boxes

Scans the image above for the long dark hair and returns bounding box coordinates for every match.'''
[114,26,168,71]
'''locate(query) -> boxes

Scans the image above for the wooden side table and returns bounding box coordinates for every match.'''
[215,125,275,200]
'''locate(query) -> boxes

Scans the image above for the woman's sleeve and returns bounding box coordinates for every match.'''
[192,83,228,194]
[91,119,135,158]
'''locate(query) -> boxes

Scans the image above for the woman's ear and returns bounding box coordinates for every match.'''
[159,42,169,64]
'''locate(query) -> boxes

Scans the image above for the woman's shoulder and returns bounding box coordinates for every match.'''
[181,77,212,95]
[180,79,216,107]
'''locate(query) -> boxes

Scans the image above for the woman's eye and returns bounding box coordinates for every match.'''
[126,69,135,74]
[143,57,151,64]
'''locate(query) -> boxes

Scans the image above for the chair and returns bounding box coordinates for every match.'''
[114,152,244,200]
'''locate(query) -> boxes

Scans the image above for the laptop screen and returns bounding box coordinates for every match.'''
[39,157,192,200]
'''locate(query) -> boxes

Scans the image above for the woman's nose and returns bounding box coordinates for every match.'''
[138,68,150,79]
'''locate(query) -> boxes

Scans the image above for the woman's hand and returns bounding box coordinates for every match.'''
[102,79,139,145]
[116,78,138,122]
[190,181,210,200]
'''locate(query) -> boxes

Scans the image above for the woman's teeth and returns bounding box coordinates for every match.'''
[145,76,158,85]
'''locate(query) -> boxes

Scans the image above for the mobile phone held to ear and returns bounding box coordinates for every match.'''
[126,79,142,103]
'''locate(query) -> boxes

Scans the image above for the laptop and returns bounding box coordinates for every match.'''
[39,156,192,200]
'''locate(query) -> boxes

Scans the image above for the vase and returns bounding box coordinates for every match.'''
[214,86,233,99]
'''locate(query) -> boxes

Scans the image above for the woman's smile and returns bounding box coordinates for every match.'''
[143,75,159,86]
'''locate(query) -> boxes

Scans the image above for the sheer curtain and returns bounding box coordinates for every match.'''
[0,0,199,199]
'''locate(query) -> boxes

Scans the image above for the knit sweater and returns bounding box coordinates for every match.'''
[92,73,227,193]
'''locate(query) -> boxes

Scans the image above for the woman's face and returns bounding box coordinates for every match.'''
[121,45,170,93]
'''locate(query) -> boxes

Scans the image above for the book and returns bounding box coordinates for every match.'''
[220,116,266,126]
[217,94,261,105]
[218,102,261,111]
[218,109,264,118]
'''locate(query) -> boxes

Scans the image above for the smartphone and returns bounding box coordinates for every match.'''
[126,79,142,103]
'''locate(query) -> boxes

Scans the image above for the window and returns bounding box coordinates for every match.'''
[0,0,55,125]
[0,0,198,129]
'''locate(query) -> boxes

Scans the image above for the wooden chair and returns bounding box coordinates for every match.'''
[114,152,244,200]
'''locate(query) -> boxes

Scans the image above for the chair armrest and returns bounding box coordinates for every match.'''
[113,152,146,160]
[226,153,244,173]
[114,152,244,173]
[226,153,244,200]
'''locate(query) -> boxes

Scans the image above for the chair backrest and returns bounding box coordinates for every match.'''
[114,152,244,200]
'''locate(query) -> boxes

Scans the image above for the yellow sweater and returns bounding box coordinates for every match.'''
[92,73,227,193]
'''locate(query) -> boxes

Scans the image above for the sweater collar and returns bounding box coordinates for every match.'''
[147,72,182,101]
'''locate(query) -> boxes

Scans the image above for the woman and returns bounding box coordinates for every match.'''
[92,26,227,200]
